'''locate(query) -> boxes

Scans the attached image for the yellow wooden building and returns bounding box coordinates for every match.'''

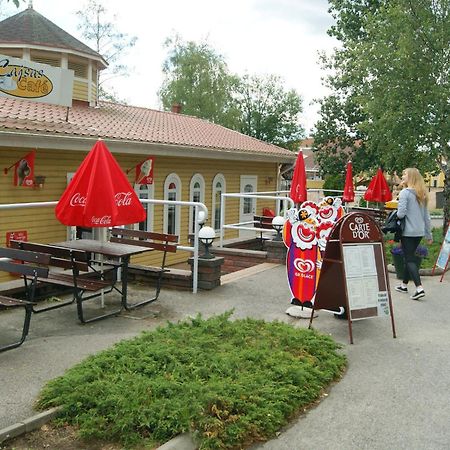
[0,6,295,280]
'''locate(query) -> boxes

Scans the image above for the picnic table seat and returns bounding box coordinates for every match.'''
[0,246,50,352]
[9,240,118,324]
[109,228,178,310]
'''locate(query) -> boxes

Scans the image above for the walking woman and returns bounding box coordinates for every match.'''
[395,168,432,299]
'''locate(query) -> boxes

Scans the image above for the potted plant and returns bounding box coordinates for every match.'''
[390,244,429,279]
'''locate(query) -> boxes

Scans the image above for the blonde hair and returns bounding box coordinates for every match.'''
[404,168,428,205]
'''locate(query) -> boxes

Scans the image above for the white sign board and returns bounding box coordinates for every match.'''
[0,54,74,107]
[436,227,450,270]
[343,243,390,319]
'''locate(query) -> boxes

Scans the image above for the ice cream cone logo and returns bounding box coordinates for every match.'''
[136,157,154,184]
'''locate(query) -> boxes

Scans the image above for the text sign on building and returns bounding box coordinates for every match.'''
[6,230,28,247]
[0,54,74,107]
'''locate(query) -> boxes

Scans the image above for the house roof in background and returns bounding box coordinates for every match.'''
[0,7,105,63]
[0,97,295,160]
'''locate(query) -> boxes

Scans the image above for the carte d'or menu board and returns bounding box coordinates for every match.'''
[342,243,390,319]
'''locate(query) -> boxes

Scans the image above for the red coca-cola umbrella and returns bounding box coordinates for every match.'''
[364,168,392,203]
[342,161,355,202]
[290,150,307,205]
[55,140,146,227]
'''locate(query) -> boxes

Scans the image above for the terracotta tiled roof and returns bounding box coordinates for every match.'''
[0,97,295,158]
[0,7,102,60]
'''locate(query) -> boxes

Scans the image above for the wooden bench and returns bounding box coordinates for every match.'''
[0,247,51,352]
[253,215,275,249]
[9,240,117,324]
[109,228,178,310]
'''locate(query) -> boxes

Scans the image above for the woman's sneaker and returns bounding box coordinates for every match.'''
[395,286,408,293]
[411,290,425,300]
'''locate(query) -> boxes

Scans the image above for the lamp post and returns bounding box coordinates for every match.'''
[198,226,216,259]
[271,215,285,241]
[197,210,206,228]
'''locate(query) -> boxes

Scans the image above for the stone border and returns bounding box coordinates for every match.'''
[387,264,446,276]
[0,407,62,444]
[0,407,195,449]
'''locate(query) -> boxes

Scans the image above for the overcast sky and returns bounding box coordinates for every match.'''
[4,0,338,135]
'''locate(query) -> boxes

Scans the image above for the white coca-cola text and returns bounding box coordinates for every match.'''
[69,192,133,207]
[115,192,132,206]
[91,215,112,225]
[69,193,87,207]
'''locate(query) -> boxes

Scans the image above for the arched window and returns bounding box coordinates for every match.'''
[134,183,154,232]
[189,174,205,233]
[212,174,226,231]
[164,173,182,236]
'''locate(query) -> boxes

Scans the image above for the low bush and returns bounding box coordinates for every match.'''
[37,312,346,449]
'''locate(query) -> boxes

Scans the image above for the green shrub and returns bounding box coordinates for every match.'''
[37,312,346,449]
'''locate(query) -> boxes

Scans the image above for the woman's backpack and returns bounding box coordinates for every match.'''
[381,210,404,242]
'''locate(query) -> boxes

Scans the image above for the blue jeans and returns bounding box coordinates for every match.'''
[400,236,423,286]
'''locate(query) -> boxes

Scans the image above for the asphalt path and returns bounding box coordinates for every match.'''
[1,266,449,449]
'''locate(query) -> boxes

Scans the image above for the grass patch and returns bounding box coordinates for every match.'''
[384,227,444,269]
[37,312,346,449]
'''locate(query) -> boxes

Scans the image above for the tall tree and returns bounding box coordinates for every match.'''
[314,0,450,229]
[159,36,304,149]
[159,35,240,130]
[235,74,304,150]
[76,0,137,103]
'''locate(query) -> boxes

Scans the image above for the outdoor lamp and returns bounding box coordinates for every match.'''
[198,226,216,259]
[272,215,286,241]
[197,210,206,228]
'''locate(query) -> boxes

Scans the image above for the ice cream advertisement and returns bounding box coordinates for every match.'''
[135,157,154,184]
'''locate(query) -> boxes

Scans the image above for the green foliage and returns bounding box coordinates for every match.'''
[313,0,450,225]
[159,35,241,130]
[37,313,346,449]
[323,173,344,197]
[384,227,444,268]
[159,36,304,149]
[235,74,304,150]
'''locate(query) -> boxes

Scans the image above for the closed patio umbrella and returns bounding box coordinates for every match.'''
[342,161,355,203]
[364,168,392,203]
[289,150,307,205]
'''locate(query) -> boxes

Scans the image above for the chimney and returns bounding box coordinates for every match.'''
[171,103,182,114]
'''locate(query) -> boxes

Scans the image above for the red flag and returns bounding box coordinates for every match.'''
[342,161,355,202]
[290,151,307,204]
[13,150,35,187]
[135,157,154,184]
[364,168,392,203]
[55,140,146,227]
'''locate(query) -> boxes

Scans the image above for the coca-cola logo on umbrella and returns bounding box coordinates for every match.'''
[55,140,146,227]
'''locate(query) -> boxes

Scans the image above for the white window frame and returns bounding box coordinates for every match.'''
[212,173,226,232]
[189,173,205,233]
[163,173,182,236]
[134,183,154,232]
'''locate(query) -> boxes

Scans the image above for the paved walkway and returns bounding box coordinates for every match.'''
[1,265,449,449]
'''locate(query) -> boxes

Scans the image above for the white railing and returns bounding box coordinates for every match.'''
[0,199,208,294]
[219,191,295,247]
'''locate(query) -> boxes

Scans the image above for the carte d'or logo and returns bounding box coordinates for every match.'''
[0,58,53,99]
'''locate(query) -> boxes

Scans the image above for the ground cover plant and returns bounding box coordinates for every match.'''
[36,312,346,449]
[384,227,444,269]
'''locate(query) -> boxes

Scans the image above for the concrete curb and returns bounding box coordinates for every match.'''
[156,432,196,449]
[0,407,62,444]
[0,407,196,450]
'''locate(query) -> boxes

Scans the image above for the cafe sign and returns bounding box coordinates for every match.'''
[0,54,74,107]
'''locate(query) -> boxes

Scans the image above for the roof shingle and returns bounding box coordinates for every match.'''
[0,97,294,158]
[0,7,103,60]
